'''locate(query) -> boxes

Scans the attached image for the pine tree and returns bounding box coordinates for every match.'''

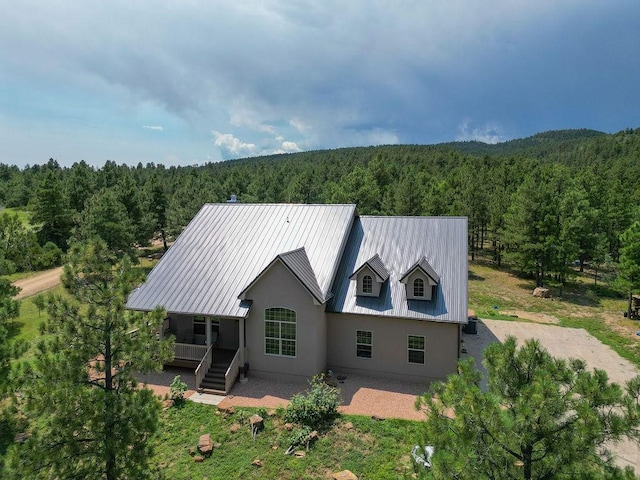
[417,337,640,480]
[7,241,173,480]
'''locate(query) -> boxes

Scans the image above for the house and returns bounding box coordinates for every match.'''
[126,203,468,393]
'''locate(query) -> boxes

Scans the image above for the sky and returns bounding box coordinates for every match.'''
[1,1,639,167]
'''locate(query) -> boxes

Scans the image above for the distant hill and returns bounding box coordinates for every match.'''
[436,129,607,158]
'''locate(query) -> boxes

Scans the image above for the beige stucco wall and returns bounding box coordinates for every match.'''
[326,313,459,383]
[243,260,327,380]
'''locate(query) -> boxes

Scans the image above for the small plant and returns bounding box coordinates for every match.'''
[256,407,268,419]
[284,374,341,429]
[285,426,313,455]
[169,375,187,405]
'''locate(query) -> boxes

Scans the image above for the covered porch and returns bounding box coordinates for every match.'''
[161,314,248,394]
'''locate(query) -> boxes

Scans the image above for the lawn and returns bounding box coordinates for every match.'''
[152,402,423,479]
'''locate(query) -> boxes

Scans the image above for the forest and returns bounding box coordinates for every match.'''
[1,127,640,289]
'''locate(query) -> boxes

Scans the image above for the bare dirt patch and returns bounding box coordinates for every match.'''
[501,310,560,324]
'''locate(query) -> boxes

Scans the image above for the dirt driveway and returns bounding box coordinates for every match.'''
[463,319,640,473]
[13,267,63,299]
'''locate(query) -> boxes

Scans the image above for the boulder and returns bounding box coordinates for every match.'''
[197,434,214,455]
[218,405,235,415]
[331,470,358,480]
[252,459,263,467]
[533,287,551,298]
[284,422,294,431]
[294,450,306,458]
[193,455,204,463]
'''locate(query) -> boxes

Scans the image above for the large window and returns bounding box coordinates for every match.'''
[265,308,296,357]
[356,330,373,358]
[362,275,373,294]
[408,335,425,364]
[413,278,425,297]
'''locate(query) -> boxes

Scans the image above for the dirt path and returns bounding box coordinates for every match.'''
[13,267,63,299]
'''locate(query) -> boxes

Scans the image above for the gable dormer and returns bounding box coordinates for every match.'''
[400,256,439,301]
[349,254,389,297]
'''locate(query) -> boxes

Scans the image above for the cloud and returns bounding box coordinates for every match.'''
[212,131,258,158]
[143,125,164,131]
[456,120,506,145]
[1,0,639,166]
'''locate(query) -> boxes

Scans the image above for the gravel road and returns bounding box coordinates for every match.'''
[13,267,63,299]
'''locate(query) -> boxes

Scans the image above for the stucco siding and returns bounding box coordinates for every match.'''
[244,260,327,380]
[326,312,459,382]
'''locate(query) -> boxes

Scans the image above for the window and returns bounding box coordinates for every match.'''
[265,308,296,357]
[408,335,425,364]
[413,278,425,297]
[193,316,206,335]
[193,316,220,335]
[356,330,372,358]
[362,275,373,294]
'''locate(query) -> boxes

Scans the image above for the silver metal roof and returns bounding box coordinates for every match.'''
[399,256,440,284]
[349,253,390,282]
[127,203,356,317]
[327,216,468,323]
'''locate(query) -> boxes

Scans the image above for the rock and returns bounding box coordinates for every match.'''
[193,455,204,463]
[308,430,319,442]
[188,447,196,456]
[371,415,385,421]
[344,421,354,430]
[197,434,214,455]
[162,399,174,410]
[218,405,235,415]
[250,414,264,430]
[272,445,279,450]
[331,470,358,480]
[252,459,262,467]
[294,450,306,458]
[533,287,551,298]
[13,432,31,443]
[284,422,294,431]
[230,423,241,433]
[213,442,222,449]
[267,409,277,417]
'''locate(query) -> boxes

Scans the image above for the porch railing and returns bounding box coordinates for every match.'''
[174,343,208,362]
[194,344,214,391]
[224,348,241,394]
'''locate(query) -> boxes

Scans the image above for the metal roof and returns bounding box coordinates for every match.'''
[399,256,440,284]
[126,203,356,317]
[327,216,468,323]
[349,253,390,282]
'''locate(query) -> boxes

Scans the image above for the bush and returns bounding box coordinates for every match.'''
[284,374,340,429]
[169,375,187,405]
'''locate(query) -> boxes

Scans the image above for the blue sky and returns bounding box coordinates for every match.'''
[1,0,639,167]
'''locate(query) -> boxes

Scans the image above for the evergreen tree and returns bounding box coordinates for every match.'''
[30,170,73,250]
[73,189,137,258]
[7,241,173,480]
[417,337,640,480]
[618,221,640,318]
[0,279,20,397]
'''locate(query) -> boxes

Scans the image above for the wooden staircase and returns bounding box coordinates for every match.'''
[198,350,235,394]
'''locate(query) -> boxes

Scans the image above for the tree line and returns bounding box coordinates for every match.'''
[1,127,640,290]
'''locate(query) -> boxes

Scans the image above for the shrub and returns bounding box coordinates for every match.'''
[169,375,187,405]
[284,374,340,429]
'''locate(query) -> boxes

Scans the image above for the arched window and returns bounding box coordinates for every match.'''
[362,275,373,294]
[264,307,296,357]
[413,278,425,297]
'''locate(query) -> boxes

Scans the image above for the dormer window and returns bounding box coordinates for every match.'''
[363,275,373,294]
[413,278,425,297]
[400,256,439,301]
[350,254,389,298]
